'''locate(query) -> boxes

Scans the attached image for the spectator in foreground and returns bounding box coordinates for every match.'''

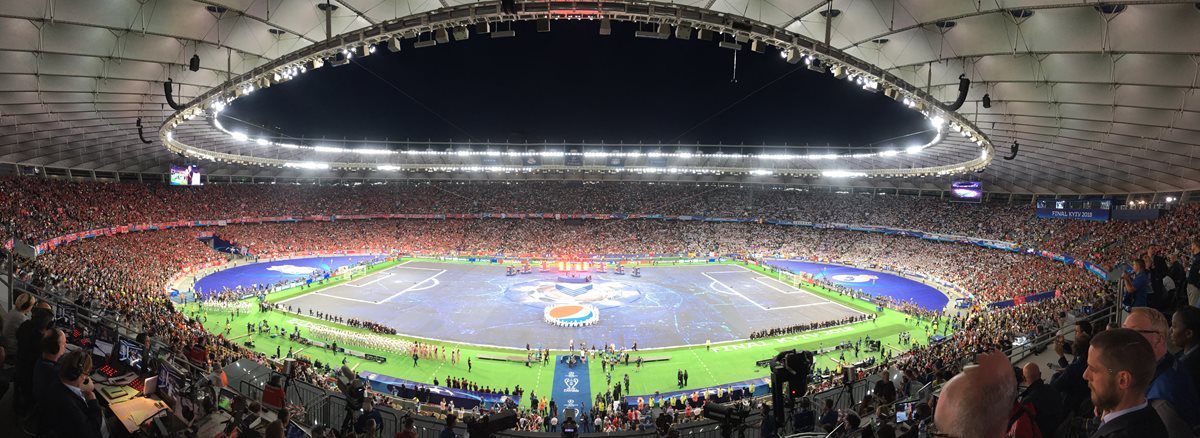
[1084,328,1165,438]
[39,349,103,438]
[1172,306,1200,396]
[1020,363,1064,436]
[33,328,65,404]
[1123,307,1200,427]
[934,350,1015,438]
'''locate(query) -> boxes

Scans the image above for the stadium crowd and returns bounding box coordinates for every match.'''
[3,178,1198,272]
[3,177,1200,438]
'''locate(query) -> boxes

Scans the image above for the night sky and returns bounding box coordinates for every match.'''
[222,20,932,150]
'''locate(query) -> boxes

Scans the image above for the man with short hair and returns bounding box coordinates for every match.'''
[934,350,1015,438]
[1084,328,1166,438]
[2,292,36,357]
[1124,307,1200,426]
[33,328,66,404]
[38,349,104,438]
[1172,306,1200,397]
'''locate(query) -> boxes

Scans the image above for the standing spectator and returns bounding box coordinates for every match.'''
[1083,328,1166,438]
[1123,260,1151,308]
[1188,239,1200,307]
[1172,306,1200,397]
[395,416,416,438]
[1123,307,1200,429]
[2,292,35,357]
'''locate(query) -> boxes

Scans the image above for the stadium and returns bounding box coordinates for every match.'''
[0,2,1198,438]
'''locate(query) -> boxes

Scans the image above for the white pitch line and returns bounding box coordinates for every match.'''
[733,265,870,316]
[304,292,379,304]
[702,270,752,274]
[762,302,842,311]
[377,270,448,303]
[701,272,769,311]
[345,273,395,288]
[752,276,798,294]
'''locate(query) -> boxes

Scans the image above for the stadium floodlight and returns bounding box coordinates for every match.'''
[231,132,248,142]
[749,169,772,176]
[823,170,866,178]
[256,138,269,146]
[880,150,899,157]
[784,48,802,64]
[929,115,946,129]
[284,162,329,170]
[906,145,924,154]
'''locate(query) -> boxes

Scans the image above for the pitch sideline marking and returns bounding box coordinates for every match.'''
[345,273,395,288]
[751,276,802,294]
[376,269,448,303]
[701,272,769,311]
[733,265,870,316]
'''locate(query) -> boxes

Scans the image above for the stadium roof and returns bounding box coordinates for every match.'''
[1,1,1198,196]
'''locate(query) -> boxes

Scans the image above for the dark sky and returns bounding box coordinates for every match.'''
[222,20,932,150]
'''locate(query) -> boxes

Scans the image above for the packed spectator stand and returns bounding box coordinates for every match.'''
[0,177,1198,438]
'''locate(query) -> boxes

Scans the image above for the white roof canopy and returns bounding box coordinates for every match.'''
[1,0,1198,195]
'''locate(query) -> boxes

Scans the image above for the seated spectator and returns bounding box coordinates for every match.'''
[934,350,1015,438]
[1020,363,1064,437]
[38,349,103,438]
[1083,328,1166,438]
[34,328,65,405]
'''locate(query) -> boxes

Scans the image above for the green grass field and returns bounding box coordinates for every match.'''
[184,258,952,400]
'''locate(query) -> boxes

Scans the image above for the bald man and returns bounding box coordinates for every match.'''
[1020,363,1064,436]
[935,350,1015,438]
[1123,307,1200,426]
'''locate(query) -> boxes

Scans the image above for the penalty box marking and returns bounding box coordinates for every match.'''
[376,269,447,304]
[704,269,867,314]
[733,265,870,316]
[701,272,829,311]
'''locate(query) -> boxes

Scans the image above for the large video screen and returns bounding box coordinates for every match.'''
[169,165,202,186]
[949,181,983,203]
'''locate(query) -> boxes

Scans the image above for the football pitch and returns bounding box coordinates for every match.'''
[186,258,952,400]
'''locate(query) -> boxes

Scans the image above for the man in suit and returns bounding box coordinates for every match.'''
[1124,307,1200,426]
[1052,333,1092,415]
[1084,328,1166,438]
[934,350,1015,438]
[38,349,104,438]
[33,328,65,405]
[1171,306,1200,397]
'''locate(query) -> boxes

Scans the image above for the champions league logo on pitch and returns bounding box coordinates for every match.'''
[563,371,581,393]
[506,278,641,308]
[830,274,878,283]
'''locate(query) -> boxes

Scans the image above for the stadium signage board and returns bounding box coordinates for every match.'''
[1034,198,1112,222]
